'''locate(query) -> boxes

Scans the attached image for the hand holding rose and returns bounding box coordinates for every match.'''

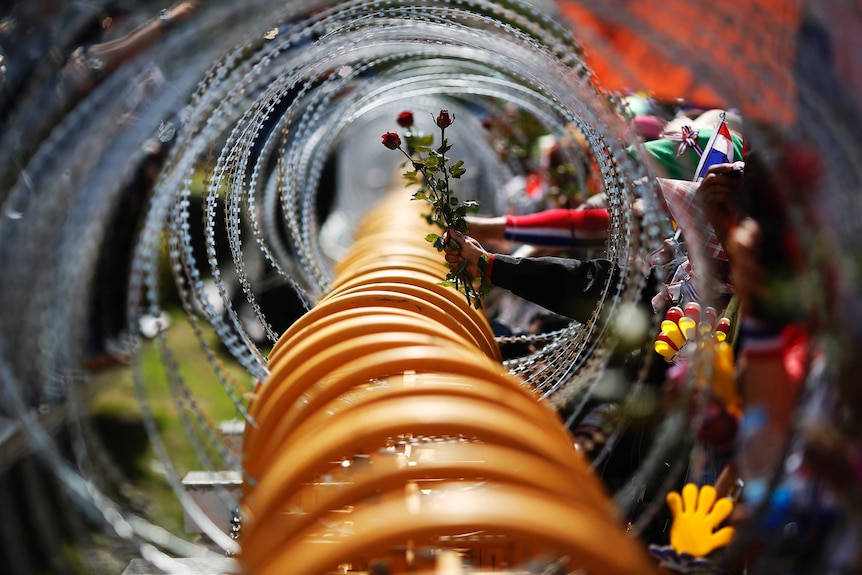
[443,230,489,279]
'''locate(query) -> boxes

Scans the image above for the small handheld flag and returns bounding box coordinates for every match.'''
[693,112,734,181]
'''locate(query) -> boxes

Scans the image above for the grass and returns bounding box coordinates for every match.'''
[87,306,256,541]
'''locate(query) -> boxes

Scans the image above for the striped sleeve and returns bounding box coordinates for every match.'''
[504,209,608,248]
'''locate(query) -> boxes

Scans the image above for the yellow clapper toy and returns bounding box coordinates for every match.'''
[666,483,735,557]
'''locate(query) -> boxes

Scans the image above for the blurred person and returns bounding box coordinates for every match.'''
[696,144,862,573]
[465,208,610,253]
[466,109,741,264]
[447,160,746,324]
[443,158,749,471]
[444,228,622,325]
[639,109,744,180]
[0,1,198,200]
[57,1,198,98]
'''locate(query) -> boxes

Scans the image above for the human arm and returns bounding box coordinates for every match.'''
[725,218,806,507]
[444,230,619,323]
[502,208,608,248]
[726,218,766,314]
[61,1,199,95]
[464,215,507,243]
[467,208,609,248]
[489,254,618,323]
[696,162,745,247]
[87,1,199,75]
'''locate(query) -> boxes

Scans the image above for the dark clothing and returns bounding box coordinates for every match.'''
[489,254,620,324]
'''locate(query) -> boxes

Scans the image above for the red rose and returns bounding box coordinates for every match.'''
[396,111,414,128]
[381,131,401,150]
[435,109,453,128]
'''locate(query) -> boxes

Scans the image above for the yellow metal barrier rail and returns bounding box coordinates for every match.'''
[239,191,657,575]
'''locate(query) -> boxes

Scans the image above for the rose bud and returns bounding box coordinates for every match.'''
[435,109,453,128]
[396,111,414,128]
[381,131,401,150]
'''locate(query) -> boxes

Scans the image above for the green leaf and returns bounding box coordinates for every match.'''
[437,141,452,154]
[425,233,441,243]
[449,159,466,178]
[425,156,439,167]
[438,280,457,288]
[412,191,427,201]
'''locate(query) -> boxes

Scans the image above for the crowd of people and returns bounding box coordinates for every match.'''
[443,98,861,572]
[2,0,858,571]
[1,1,200,370]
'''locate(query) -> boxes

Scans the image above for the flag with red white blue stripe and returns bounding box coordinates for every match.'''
[693,112,734,181]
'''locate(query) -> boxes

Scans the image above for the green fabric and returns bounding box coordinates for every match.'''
[634,129,744,180]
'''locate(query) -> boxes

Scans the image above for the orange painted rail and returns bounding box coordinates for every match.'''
[239,191,657,574]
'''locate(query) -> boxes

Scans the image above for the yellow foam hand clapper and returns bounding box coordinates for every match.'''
[666,483,735,557]
[655,303,716,362]
[654,305,692,361]
[654,303,732,361]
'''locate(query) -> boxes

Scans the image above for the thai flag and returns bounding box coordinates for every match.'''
[693,112,734,181]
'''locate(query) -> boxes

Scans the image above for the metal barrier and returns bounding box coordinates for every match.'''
[239,191,656,575]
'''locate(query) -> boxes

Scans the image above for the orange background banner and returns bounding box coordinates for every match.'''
[557,0,804,125]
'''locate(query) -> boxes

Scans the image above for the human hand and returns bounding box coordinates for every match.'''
[166,0,199,24]
[666,483,735,557]
[443,230,489,279]
[697,162,744,245]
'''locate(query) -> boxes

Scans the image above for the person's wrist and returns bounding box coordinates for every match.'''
[484,253,495,277]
